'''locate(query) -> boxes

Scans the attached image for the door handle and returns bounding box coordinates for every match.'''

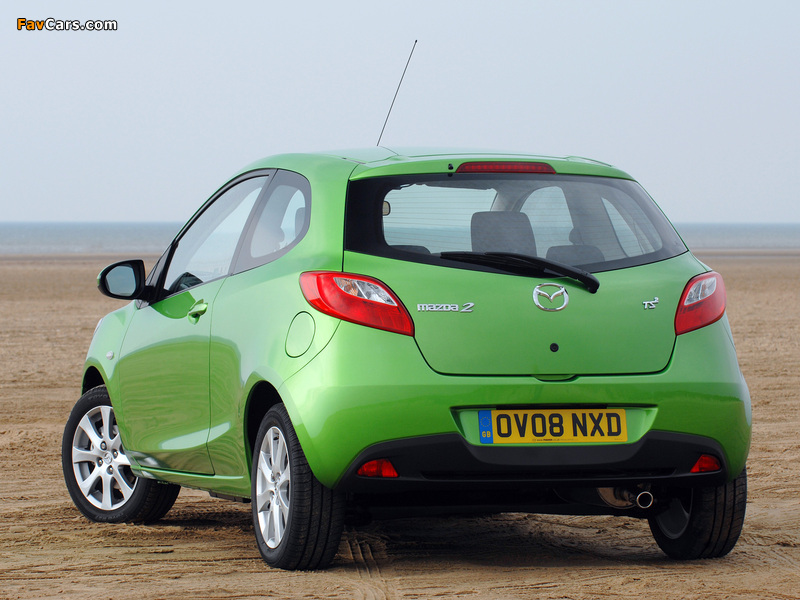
[188,300,208,323]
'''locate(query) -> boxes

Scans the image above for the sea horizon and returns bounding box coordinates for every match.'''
[1,221,799,255]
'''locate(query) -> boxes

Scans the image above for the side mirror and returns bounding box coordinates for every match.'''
[98,260,147,300]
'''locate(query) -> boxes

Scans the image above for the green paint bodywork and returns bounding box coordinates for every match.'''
[84,148,752,500]
[278,314,750,490]
[343,251,702,376]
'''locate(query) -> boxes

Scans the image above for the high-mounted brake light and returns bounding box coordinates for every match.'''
[299,271,414,336]
[675,272,726,335]
[456,161,556,174]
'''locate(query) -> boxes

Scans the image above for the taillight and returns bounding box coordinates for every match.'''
[299,271,414,336]
[455,161,556,174]
[675,272,726,335]
[690,454,722,473]
[357,459,399,478]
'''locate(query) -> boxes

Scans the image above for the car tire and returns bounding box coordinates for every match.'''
[62,385,180,523]
[251,404,344,570]
[648,469,747,559]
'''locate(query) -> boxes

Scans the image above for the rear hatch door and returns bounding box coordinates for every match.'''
[344,167,693,376]
[343,252,694,376]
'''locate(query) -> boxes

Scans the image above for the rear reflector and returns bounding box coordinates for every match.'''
[690,454,722,473]
[456,161,556,174]
[675,272,726,335]
[357,459,399,478]
[299,271,414,336]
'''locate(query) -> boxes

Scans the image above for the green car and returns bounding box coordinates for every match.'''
[62,148,751,570]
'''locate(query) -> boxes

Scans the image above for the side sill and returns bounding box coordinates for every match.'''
[133,467,251,500]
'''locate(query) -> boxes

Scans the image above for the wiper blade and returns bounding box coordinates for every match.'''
[440,251,600,294]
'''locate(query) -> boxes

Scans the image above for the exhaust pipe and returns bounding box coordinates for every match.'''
[635,490,654,509]
[555,486,655,510]
[596,487,654,510]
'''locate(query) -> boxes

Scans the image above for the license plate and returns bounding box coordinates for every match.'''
[479,408,627,444]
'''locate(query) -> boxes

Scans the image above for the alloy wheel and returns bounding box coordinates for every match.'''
[70,405,137,511]
[255,426,291,549]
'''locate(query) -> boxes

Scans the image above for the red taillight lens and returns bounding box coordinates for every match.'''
[675,272,726,335]
[299,271,414,336]
[357,459,399,478]
[690,454,722,473]
[455,161,556,174]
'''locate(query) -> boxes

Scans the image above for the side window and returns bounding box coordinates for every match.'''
[163,176,267,295]
[602,196,661,258]
[520,186,573,256]
[234,170,311,273]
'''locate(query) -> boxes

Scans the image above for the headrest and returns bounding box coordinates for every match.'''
[471,211,537,256]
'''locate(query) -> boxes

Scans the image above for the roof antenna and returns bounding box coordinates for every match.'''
[377,40,417,147]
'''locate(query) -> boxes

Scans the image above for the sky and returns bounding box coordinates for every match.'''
[2,0,799,224]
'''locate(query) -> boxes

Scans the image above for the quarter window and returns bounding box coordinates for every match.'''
[234,170,311,272]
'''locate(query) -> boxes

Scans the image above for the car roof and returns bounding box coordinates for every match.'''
[236,147,634,180]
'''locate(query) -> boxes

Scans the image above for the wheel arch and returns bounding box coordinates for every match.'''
[244,380,284,473]
[82,365,106,394]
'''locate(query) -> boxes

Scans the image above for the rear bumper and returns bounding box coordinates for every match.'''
[280,317,751,490]
[336,430,729,494]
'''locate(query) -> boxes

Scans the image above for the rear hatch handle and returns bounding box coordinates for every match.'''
[440,251,600,294]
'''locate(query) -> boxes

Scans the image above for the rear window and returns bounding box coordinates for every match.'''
[345,173,686,273]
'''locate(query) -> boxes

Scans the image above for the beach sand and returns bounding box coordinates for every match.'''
[1,253,798,599]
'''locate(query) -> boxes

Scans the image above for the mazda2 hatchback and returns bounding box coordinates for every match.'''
[63,148,751,569]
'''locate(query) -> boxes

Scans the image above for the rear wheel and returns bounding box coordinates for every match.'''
[251,404,344,570]
[62,386,180,523]
[649,469,747,559]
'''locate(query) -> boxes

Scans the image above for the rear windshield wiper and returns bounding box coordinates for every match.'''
[439,251,600,294]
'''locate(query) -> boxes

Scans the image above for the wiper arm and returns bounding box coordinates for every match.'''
[440,251,600,294]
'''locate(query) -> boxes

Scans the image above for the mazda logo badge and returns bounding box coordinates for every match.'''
[533,284,569,311]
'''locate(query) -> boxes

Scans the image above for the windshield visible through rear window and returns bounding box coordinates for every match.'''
[345,173,687,273]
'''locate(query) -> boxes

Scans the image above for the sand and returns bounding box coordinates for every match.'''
[1,252,799,599]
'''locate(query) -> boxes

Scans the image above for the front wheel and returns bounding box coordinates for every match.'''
[251,404,344,570]
[648,469,747,559]
[62,386,180,523]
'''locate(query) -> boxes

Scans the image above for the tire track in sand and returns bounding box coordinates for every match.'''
[340,528,396,600]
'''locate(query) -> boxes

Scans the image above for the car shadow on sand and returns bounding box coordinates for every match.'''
[334,512,672,570]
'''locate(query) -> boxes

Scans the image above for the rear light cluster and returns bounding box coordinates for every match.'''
[456,161,556,174]
[299,271,414,336]
[675,272,726,335]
